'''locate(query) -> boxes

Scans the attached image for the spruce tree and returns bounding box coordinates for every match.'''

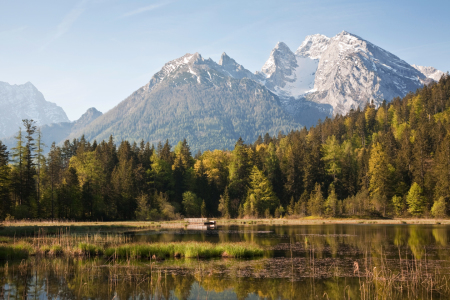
[11,127,25,205]
[308,183,324,216]
[407,182,426,216]
[0,141,11,218]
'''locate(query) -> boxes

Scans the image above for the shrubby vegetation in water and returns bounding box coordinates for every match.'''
[0,75,450,220]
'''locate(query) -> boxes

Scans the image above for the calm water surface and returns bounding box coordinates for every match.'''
[2,224,450,299]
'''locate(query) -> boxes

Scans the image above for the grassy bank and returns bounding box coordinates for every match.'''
[2,217,448,229]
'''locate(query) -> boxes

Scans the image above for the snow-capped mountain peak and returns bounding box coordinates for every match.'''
[257,30,438,116]
[144,51,262,94]
[146,53,202,91]
[261,42,296,78]
[0,81,69,139]
[308,31,428,114]
[218,52,257,80]
[296,34,330,59]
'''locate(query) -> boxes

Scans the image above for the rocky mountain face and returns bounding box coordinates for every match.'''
[68,53,301,152]
[412,65,446,82]
[259,31,442,116]
[0,81,69,139]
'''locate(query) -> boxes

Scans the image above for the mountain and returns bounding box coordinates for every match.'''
[412,65,445,82]
[3,31,444,152]
[2,107,102,152]
[0,81,69,139]
[261,41,318,99]
[259,31,440,116]
[40,107,103,146]
[66,53,302,152]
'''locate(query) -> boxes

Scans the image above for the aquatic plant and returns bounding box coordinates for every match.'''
[103,242,264,259]
[78,243,104,256]
[0,242,33,260]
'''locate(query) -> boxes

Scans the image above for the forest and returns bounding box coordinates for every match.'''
[0,75,449,221]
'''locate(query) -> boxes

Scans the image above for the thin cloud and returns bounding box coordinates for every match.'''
[40,0,89,51]
[120,1,172,18]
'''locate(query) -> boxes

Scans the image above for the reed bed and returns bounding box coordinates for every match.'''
[0,228,264,260]
[0,243,33,260]
[104,242,264,259]
[354,250,450,299]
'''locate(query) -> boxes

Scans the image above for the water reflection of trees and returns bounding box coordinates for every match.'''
[132,224,450,262]
[3,225,450,299]
[1,253,449,300]
[0,258,363,299]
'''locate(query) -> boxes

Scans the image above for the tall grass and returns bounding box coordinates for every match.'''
[0,243,33,260]
[78,243,104,256]
[104,242,263,259]
[0,233,264,260]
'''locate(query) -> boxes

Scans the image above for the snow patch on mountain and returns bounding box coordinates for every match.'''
[412,65,445,82]
[276,56,318,97]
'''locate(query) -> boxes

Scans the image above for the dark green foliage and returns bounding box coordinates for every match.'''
[1,75,450,220]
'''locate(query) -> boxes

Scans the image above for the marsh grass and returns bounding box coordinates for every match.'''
[0,229,264,261]
[78,243,104,256]
[0,237,11,243]
[104,242,263,259]
[0,242,33,260]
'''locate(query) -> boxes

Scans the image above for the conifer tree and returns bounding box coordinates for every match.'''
[0,141,11,218]
[23,119,37,202]
[325,184,338,217]
[135,193,150,221]
[368,142,394,215]
[308,183,324,216]
[434,135,450,202]
[322,135,343,182]
[47,143,62,221]
[218,188,231,218]
[244,166,279,217]
[35,128,46,208]
[11,127,25,205]
[407,182,426,216]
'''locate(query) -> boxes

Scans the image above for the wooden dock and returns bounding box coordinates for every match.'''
[184,218,216,230]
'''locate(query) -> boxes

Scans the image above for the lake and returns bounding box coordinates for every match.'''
[2,223,450,299]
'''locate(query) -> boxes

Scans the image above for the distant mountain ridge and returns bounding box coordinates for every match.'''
[0,81,69,139]
[1,107,102,152]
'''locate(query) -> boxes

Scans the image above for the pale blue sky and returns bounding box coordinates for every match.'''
[1,0,449,120]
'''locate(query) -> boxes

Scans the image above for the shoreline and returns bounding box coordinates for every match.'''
[1,217,449,230]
